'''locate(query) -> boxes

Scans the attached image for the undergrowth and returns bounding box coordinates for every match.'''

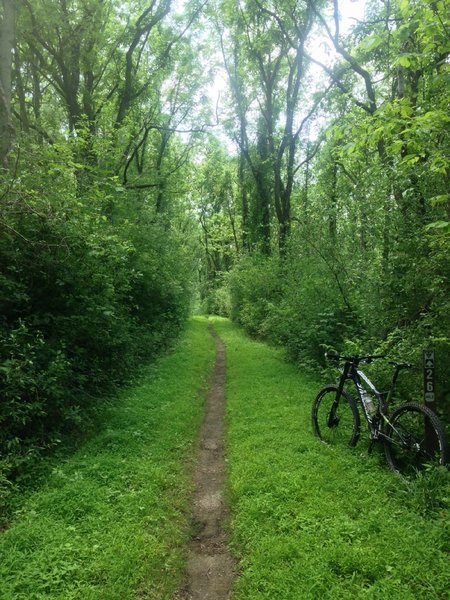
[213,318,450,600]
[0,317,215,600]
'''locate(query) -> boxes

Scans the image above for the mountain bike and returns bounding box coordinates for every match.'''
[311,353,449,474]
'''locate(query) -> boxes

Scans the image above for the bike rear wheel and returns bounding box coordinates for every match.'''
[384,402,449,474]
[312,385,360,447]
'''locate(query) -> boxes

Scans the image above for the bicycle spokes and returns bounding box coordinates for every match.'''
[312,386,360,447]
[384,403,448,473]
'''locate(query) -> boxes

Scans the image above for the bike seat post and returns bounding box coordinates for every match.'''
[389,364,406,398]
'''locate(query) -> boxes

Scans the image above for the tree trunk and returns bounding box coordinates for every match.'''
[253,167,271,256]
[278,215,290,256]
[238,147,249,251]
[0,0,15,167]
[329,162,338,240]
[14,48,29,133]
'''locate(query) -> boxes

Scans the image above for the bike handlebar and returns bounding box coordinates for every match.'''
[325,352,386,364]
[388,360,412,369]
[325,353,412,369]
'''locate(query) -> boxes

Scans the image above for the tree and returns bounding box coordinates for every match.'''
[0,0,15,167]
[218,0,323,254]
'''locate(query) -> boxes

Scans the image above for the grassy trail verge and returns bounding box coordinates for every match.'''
[213,318,450,600]
[0,317,216,600]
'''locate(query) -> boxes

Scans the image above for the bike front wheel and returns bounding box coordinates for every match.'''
[312,385,360,447]
[384,402,449,474]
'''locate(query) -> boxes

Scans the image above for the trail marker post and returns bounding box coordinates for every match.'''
[423,349,437,453]
[423,350,435,407]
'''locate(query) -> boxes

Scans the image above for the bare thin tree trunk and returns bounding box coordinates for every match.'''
[0,0,15,167]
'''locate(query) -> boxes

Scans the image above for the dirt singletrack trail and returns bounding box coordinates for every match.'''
[173,322,237,600]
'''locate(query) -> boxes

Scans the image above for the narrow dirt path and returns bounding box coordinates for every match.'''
[173,323,237,600]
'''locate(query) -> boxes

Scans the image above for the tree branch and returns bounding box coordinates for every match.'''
[311,0,377,114]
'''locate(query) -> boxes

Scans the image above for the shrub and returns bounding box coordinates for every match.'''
[228,254,281,337]
[0,147,196,492]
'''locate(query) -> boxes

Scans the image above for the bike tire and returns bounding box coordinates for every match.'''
[312,385,360,447]
[383,402,449,474]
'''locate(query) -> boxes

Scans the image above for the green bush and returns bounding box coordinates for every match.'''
[0,146,196,495]
[227,251,357,368]
[228,254,281,337]
[203,283,232,317]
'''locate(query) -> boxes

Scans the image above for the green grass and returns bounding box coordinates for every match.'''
[213,318,450,600]
[2,316,449,599]
[0,317,216,600]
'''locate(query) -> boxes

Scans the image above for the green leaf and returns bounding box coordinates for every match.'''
[425,221,450,234]
[429,194,450,206]
[397,56,411,67]
[401,154,420,165]
[361,34,383,53]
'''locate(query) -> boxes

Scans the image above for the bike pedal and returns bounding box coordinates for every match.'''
[368,441,375,455]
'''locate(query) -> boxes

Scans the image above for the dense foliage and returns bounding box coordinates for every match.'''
[197,0,450,420]
[0,0,206,496]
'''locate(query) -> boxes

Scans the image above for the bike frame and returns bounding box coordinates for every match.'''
[334,358,405,442]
